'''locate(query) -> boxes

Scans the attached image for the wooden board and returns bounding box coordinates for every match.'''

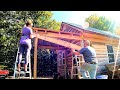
[97,57,109,62]
[98,60,109,66]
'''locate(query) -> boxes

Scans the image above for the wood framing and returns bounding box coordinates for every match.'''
[33,27,83,40]
[36,34,82,50]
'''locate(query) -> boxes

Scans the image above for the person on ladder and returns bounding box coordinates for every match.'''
[72,40,98,79]
[18,19,36,72]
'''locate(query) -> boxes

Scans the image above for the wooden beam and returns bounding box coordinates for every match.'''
[84,37,118,44]
[34,34,38,79]
[36,34,82,50]
[33,27,82,40]
[64,50,67,79]
[37,31,82,40]
[37,45,66,50]
[83,32,110,40]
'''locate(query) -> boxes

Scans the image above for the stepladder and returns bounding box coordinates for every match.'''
[71,54,90,79]
[71,54,84,79]
[13,47,32,79]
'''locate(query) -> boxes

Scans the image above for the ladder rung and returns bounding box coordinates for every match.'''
[72,74,79,75]
[20,67,29,69]
[17,77,31,79]
[16,60,30,64]
[15,71,30,74]
[16,61,25,63]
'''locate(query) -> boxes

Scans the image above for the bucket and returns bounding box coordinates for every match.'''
[96,75,108,79]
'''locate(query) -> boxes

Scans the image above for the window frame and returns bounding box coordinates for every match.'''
[107,45,115,63]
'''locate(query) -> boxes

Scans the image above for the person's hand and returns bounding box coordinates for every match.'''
[35,33,39,38]
[71,48,76,52]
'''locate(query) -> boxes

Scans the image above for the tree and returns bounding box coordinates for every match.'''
[114,25,120,35]
[85,14,116,33]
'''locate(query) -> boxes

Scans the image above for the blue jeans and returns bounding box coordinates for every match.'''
[18,44,31,65]
[80,63,98,79]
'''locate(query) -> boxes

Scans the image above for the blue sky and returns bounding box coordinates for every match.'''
[51,11,120,26]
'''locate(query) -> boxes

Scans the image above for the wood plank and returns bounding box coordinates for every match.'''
[92,44,106,48]
[33,27,81,36]
[96,52,108,55]
[96,52,108,54]
[95,48,107,50]
[96,55,108,58]
[84,37,107,43]
[83,32,110,40]
[37,45,66,50]
[95,49,107,52]
[113,50,120,52]
[97,57,109,62]
[98,60,109,66]
[84,32,119,43]
[37,32,82,41]
[84,37,119,45]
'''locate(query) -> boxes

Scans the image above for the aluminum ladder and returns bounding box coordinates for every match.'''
[71,54,90,79]
[13,47,32,79]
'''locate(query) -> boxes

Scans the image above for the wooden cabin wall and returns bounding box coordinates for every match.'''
[92,40,120,74]
[92,42,109,74]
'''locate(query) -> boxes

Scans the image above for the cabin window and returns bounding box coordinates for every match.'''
[107,45,114,63]
[57,50,66,66]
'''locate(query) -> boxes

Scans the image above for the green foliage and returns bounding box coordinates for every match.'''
[0,11,61,75]
[85,14,116,32]
[0,65,7,69]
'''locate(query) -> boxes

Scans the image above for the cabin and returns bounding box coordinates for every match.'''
[32,22,120,79]
[60,22,120,78]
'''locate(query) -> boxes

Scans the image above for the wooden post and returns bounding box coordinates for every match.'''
[64,50,67,79]
[34,31,38,79]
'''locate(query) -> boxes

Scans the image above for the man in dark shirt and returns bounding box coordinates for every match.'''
[73,40,98,79]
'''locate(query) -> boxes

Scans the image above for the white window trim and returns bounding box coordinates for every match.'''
[107,45,115,63]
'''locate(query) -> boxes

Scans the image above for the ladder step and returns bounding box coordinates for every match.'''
[17,77,31,79]
[15,71,30,74]
[73,74,79,75]
[15,67,29,71]
[16,61,25,63]
[20,67,29,69]
[16,61,30,64]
